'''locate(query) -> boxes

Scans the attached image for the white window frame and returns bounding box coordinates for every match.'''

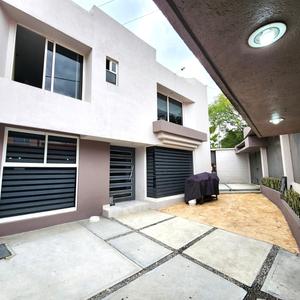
[106,57,118,85]
[13,24,85,100]
[0,127,80,224]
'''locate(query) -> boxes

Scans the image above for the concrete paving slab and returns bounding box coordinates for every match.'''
[104,255,247,300]
[108,232,172,268]
[183,229,272,286]
[141,217,212,249]
[0,223,141,300]
[115,209,172,229]
[262,248,300,300]
[219,183,230,191]
[79,217,131,240]
[226,184,260,190]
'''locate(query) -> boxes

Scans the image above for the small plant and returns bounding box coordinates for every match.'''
[261,177,282,192]
[284,189,300,218]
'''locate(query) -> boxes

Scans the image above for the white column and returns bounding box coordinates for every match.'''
[280,134,294,188]
[260,147,269,178]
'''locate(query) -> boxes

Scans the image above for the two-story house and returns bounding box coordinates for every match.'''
[0,0,210,236]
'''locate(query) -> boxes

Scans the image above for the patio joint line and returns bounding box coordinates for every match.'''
[181,252,249,289]
[89,223,218,299]
[177,227,217,254]
[88,252,177,300]
[111,215,178,231]
[181,244,280,300]
[243,244,280,300]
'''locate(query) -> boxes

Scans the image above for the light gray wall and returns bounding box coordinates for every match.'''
[289,133,300,184]
[267,136,283,178]
[215,149,250,184]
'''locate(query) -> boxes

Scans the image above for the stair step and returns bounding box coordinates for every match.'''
[102,200,149,218]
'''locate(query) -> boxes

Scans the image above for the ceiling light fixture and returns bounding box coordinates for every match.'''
[269,118,284,125]
[248,22,286,48]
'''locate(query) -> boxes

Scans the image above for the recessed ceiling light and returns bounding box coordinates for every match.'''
[248,22,287,48]
[269,118,284,124]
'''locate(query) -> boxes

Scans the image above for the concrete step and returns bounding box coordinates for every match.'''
[102,200,149,218]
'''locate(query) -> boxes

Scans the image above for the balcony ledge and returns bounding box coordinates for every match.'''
[153,120,207,150]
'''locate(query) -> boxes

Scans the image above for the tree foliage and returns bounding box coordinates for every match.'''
[209,93,247,148]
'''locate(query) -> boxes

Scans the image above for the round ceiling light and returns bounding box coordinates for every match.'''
[248,22,287,48]
[269,118,284,125]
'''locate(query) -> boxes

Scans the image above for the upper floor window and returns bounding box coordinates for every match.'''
[157,92,183,125]
[13,25,83,100]
[106,58,118,85]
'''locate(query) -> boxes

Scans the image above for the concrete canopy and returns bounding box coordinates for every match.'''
[153,0,300,138]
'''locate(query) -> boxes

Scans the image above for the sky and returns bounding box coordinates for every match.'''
[71,0,222,103]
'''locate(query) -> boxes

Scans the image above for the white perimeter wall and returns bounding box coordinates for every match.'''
[215,149,250,184]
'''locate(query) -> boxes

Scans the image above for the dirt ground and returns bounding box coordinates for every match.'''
[159,193,299,254]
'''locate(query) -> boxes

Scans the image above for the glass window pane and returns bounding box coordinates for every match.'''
[47,136,77,164]
[53,44,83,100]
[14,25,45,89]
[169,97,182,125]
[106,59,110,70]
[111,62,117,72]
[6,131,45,163]
[106,70,116,84]
[157,93,167,121]
[45,41,53,91]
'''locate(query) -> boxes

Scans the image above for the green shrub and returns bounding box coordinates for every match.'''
[284,189,300,218]
[261,177,282,192]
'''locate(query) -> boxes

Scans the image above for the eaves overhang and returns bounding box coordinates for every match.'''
[153,0,300,138]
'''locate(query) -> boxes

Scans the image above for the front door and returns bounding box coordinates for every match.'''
[249,151,263,184]
[110,146,135,203]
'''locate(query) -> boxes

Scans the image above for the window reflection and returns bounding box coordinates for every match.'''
[157,93,182,125]
[54,45,83,99]
[6,131,45,163]
[169,97,182,125]
[47,136,77,164]
[157,93,167,121]
[45,41,53,91]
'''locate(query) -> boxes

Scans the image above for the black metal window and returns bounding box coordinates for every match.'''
[13,25,83,100]
[157,93,183,125]
[147,146,193,198]
[0,129,78,218]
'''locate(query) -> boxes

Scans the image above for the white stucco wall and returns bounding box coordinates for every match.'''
[0,0,208,148]
[0,0,211,203]
[215,149,250,184]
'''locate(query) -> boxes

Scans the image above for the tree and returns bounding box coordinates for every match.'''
[209,93,247,148]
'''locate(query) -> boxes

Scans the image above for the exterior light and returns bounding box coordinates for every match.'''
[269,118,283,124]
[248,22,286,48]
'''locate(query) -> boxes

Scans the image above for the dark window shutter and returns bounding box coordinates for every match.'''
[147,146,193,198]
[0,167,76,218]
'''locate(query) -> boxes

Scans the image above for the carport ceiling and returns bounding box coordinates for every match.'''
[153,0,300,138]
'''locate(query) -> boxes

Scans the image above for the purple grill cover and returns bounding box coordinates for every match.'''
[185,172,219,202]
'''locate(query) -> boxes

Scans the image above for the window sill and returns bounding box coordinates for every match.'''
[0,207,77,224]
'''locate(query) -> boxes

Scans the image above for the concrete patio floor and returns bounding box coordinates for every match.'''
[1,206,300,300]
[160,193,299,254]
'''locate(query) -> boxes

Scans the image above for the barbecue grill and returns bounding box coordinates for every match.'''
[185,172,219,204]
